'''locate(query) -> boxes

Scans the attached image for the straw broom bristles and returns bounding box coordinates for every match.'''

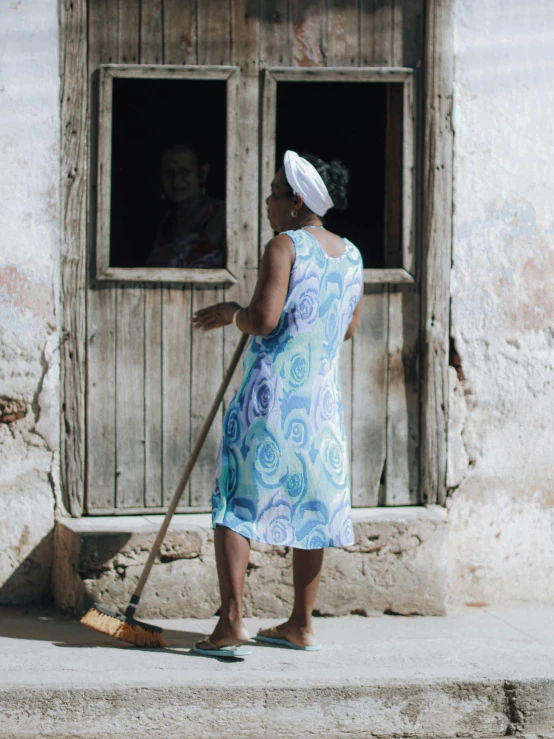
[80,606,168,648]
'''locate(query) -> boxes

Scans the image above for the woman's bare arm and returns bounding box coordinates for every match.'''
[192,234,295,335]
[344,297,362,341]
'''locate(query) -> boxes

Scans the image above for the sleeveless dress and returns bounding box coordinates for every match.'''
[212,228,364,549]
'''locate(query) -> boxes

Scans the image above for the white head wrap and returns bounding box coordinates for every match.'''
[283,150,334,217]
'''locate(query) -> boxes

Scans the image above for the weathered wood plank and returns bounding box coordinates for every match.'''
[260,1,292,249]
[229,0,260,271]
[268,66,413,81]
[97,267,238,285]
[60,0,88,516]
[291,0,326,67]
[162,287,192,506]
[360,0,394,66]
[140,0,164,64]
[95,5,138,277]
[400,0,424,289]
[364,268,414,283]
[89,0,119,64]
[385,5,421,505]
[86,289,117,512]
[86,0,119,513]
[260,70,278,250]
[351,286,388,506]
[190,288,225,506]
[98,65,237,79]
[260,0,292,67]
[325,0,360,66]
[421,0,454,506]
[197,0,231,66]
[384,82,403,268]
[402,76,416,275]
[392,0,404,66]
[223,268,258,410]
[144,289,163,507]
[385,283,420,504]
[115,287,146,508]
[118,0,140,64]
[164,0,197,64]
[136,0,164,509]
[400,0,424,68]
[95,67,114,277]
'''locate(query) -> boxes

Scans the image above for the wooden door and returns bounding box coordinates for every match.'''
[85,0,424,514]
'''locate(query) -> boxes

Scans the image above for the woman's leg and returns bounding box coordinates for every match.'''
[290,547,325,632]
[258,547,324,647]
[207,524,250,646]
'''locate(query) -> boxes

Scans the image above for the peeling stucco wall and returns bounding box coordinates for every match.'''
[447,0,554,603]
[0,0,60,602]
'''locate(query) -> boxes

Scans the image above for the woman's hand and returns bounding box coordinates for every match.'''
[192,301,241,331]
[192,233,294,335]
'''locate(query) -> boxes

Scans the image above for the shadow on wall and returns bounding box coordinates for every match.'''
[0,532,54,605]
[52,523,134,615]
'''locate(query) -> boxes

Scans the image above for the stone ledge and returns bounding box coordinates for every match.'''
[53,506,447,618]
[2,678,553,739]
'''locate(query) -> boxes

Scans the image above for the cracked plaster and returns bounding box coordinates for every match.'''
[0,0,60,603]
[447,0,554,604]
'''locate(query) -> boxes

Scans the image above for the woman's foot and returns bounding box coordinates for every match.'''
[195,616,249,652]
[257,619,318,648]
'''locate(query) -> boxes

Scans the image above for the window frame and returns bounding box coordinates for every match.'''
[262,67,416,284]
[95,64,240,286]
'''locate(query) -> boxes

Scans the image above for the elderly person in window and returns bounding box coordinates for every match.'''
[145,144,226,268]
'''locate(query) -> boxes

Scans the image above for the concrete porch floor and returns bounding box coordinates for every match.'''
[0,604,553,739]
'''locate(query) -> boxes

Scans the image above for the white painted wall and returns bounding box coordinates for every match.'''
[448,0,554,603]
[0,0,60,602]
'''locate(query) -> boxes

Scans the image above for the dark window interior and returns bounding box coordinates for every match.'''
[107,77,402,270]
[276,81,398,269]
[109,78,226,267]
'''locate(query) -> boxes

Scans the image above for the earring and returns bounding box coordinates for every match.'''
[291,210,298,218]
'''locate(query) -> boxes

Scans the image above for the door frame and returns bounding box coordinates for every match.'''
[59,0,454,516]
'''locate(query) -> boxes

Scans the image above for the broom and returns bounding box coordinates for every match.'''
[81,331,249,647]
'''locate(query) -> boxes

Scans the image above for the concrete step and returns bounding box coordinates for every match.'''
[53,506,448,618]
[0,604,553,739]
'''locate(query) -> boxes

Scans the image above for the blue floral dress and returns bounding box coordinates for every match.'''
[212,228,363,549]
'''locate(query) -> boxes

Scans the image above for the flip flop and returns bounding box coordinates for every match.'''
[193,637,252,658]
[255,627,322,651]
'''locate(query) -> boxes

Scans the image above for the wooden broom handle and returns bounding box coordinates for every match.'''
[131,332,249,603]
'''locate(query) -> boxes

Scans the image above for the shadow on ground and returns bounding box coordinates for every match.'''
[0,604,207,653]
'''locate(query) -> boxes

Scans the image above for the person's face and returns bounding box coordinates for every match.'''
[265,167,297,233]
[161,149,202,204]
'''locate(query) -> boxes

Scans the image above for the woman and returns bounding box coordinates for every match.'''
[145,144,225,268]
[192,151,363,657]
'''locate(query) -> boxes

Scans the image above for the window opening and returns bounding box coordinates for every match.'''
[108,77,227,269]
[275,81,403,269]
